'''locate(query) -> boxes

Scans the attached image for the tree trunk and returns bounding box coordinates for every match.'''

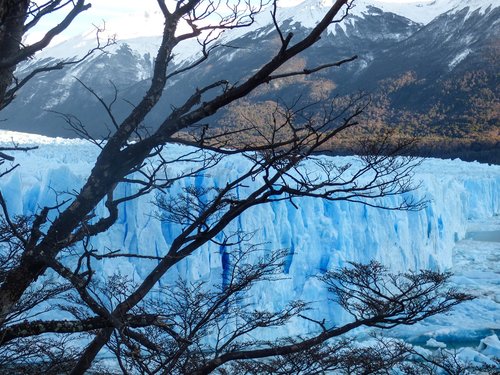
[0,0,29,107]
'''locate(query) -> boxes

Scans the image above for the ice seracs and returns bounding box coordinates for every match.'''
[0,131,498,350]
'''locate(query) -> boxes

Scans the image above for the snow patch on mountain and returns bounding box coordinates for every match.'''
[353,0,496,24]
[449,48,472,70]
[33,34,202,69]
[263,0,498,28]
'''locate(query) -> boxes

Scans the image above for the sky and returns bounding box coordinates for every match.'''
[26,0,434,44]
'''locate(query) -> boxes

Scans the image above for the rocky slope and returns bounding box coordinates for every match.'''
[1,0,498,161]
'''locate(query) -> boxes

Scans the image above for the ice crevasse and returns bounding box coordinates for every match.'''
[0,132,499,336]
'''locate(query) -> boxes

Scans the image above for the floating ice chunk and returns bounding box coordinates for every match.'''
[478,334,500,358]
[426,338,447,348]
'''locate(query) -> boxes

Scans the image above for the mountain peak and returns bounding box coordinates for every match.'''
[288,0,497,25]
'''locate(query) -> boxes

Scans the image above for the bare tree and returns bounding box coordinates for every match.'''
[0,0,477,373]
[0,0,110,108]
[0,0,112,165]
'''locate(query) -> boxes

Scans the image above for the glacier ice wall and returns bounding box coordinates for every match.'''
[0,133,499,331]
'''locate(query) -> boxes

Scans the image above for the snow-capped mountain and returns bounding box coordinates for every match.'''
[344,0,497,24]
[1,0,498,162]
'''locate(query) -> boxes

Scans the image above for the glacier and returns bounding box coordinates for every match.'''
[0,130,499,353]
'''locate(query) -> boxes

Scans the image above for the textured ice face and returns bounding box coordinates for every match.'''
[1,132,499,273]
[0,131,499,340]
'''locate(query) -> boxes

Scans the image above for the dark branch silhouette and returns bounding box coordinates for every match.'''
[0,1,478,373]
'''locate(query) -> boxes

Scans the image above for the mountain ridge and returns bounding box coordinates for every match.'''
[2,0,499,163]
[31,0,498,63]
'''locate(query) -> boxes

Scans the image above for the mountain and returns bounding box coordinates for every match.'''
[1,0,498,162]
